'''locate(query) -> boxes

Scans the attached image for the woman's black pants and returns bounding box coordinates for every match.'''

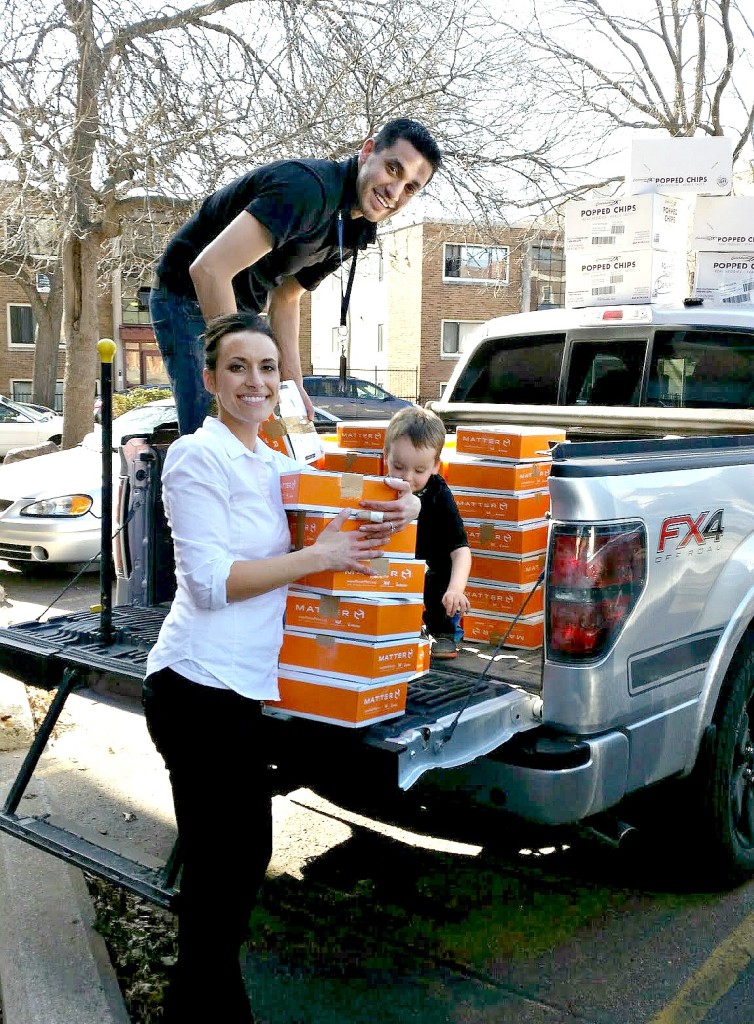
[143,667,272,1023]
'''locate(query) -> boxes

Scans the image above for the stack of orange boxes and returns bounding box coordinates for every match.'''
[269,465,429,727]
[443,424,566,650]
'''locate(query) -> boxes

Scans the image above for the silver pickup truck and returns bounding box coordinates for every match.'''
[1,302,754,905]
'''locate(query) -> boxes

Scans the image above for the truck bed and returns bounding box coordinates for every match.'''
[0,605,544,794]
[0,604,542,700]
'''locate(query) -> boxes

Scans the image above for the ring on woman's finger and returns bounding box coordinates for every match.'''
[390,522,395,533]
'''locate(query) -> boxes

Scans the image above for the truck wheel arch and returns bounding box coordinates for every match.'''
[691,631,754,882]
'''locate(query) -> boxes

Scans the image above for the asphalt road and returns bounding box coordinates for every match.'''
[2,561,754,1024]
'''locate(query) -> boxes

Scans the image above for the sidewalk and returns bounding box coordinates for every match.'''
[0,677,132,1024]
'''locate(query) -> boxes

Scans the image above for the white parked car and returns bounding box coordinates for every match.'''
[0,395,64,457]
[0,400,178,569]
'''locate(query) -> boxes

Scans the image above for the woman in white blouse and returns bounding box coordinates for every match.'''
[142,310,419,1024]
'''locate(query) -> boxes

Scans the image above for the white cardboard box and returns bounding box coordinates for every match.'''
[692,197,754,252]
[628,136,733,196]
[566,250,686,307]
[260,380,323,465]
[693,252,754,305]
[565,194,687,253]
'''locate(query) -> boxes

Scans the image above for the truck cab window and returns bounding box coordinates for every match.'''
[649,330,754,409]
[565,340,646,406]
[451,333,565,404]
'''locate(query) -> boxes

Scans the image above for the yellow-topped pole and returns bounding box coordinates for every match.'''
[98,338,116,363]
[98,339,116,644]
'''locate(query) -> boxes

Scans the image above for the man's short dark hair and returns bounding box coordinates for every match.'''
[373,118,442,176]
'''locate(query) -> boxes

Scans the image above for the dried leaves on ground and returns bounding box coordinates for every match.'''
[86,875,177,1024]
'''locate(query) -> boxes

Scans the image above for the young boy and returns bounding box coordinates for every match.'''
[384,407,471,659]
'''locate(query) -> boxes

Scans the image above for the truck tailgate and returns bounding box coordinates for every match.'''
[0,607,542,791]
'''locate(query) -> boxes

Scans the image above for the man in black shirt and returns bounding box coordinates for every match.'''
[151,118,441,433]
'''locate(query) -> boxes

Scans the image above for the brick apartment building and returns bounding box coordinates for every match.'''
[0,268,133,411]
[309,216,564,405]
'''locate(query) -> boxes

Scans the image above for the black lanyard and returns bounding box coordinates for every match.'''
[337,211,358,334]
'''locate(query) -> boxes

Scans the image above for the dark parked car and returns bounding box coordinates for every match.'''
[303,376,413,420]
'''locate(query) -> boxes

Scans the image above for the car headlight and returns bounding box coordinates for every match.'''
[20,495,94,517]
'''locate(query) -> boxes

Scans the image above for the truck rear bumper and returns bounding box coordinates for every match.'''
[433,728,631,825]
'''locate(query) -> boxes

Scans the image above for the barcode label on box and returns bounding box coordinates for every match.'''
[592,285,615,295]
[592,235,616,245]
[610,274,624,284]
[722,292,753,304]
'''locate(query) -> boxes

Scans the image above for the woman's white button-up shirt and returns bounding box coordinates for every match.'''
[145,416,302,699]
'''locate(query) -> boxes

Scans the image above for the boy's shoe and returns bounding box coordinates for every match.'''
[431,636,459,660]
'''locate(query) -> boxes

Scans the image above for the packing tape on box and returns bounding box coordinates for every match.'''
[319,595,341,618]
[340,472,364,498]
[480,523,496,544]
[371,556,390,576]
[263,417,286,438]
[316,633,336,648]
[292,510,306,550]
[282,414,316,436]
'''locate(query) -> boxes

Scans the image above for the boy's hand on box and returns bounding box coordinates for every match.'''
[443,588,470,617]
[358,477,420,535]
[313,508,384,573]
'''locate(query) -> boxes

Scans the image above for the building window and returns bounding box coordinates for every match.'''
[531,242,565,309]
[8,304,36,346]
[12,379,64,413]
[443,243,509,284]
[377,324,384,353]
[441,320,483,358]
[121,283,152,325]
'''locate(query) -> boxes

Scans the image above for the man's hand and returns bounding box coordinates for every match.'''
[296,380,315,421]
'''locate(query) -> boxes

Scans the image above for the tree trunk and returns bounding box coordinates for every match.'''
[32,276,64,411]
[61,229,100,448]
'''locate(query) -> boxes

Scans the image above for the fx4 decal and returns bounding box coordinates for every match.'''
[657,509,724,555]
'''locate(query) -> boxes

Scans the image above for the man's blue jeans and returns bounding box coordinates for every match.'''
[150,285,212,434]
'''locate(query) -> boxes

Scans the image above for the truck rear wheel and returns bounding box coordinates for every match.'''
[699,640,754,882]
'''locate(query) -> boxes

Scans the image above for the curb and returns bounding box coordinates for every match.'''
[0,685,131,1024]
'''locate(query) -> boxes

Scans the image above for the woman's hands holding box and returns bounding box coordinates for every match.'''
[312,508,385,573]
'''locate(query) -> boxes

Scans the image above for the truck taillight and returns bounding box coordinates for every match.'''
[547,522,646,661]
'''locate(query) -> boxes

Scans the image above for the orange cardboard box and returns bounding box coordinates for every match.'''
[296,557,426,597]
[455,425,566,461]
[280,470,397,512]
[466,581,545,617]
[469,551,546,586]
[464,520,549,556]
[286,588,424,641]
[336,420,390,451]
[323,450,384,475]
[462,611,544,649]
[280,630,430,682]
[443,455,551,492]
[267,670,409,727]
[288,511,417,558]
[451,488,550,524]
